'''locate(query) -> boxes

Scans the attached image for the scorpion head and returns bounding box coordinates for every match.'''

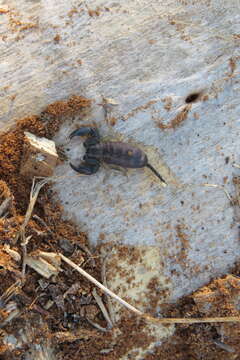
[69,127,101,175]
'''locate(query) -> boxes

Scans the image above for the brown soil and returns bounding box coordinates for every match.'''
[0,95,239,360]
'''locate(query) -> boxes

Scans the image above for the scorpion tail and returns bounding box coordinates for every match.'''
[146,163,167,185]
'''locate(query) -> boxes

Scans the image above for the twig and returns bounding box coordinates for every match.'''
[60,253,240,325]
[0,309,20,329]
[97,96,118,125]
[233,177,240,206]
[21,235,32,277]
[3,244,21,262]
[59,253,142,316]
[92,288,113,329]
[82,256,98,268]
[33,214,54,236]
[31,228,48,237]
[213,340,235,353]
[77,243,96,267]
[201,183,233,203]
[85,318,108,332]
[101,252,115,325]
[232,176,240,222]
[185,183,233,204]
[19,177,50,280]
[0,197,11,217]
[142,315,240,325]
[0,280,21,307]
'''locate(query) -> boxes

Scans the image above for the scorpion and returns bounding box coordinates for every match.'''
[69,126,167,185]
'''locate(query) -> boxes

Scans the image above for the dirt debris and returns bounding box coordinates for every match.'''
[146,272,240,360]
[0,8,8,15]
[88,8,101,17]
[53,34,61,43]
[123,100,158,121]
[158,104,191,130]
[162,96,173,111]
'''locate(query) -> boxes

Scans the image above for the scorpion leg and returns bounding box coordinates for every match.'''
[69,127,100,142]
[70,157,100,175]
[102,163,129,184]
[107,164,128,177]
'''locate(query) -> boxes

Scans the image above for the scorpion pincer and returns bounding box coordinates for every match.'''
[69,126,167,185]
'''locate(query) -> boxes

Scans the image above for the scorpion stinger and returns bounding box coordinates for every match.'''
[146,163,166,185]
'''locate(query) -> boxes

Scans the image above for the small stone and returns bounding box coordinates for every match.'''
[20,131,58,178]
[44,299,54,310]
[58,238,75,255]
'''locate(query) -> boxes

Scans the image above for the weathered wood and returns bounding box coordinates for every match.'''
[20,132,58,178]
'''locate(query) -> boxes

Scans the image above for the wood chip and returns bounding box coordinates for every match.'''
[20,131,58,178]
[25,251,61,279]
[3,245,21,262]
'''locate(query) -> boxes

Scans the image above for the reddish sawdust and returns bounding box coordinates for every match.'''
[158,105,191,130]
[0,96,239,359]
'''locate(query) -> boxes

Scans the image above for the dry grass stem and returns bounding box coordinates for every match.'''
[232,176,240,222]
[33,214,54,235]
[19,177,50,279]
[0,281,22,328]
[0,280,21,306]
[77,242,96,267]
[52,329,99,343]
[213,340,235,353]
[0,309,20,329]
[202,183,233,203]
[86,318,108,332]
[92,288,113,329]
[0,197,11,217]
[101,252,115,325]
[60,253,240,325]
[143,315,240,324]
[185,183,233,203]
[3,244,21,262]
[233,177,240,206]
[60,253,143,316]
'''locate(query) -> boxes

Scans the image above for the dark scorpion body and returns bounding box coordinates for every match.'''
[69,127,166,184]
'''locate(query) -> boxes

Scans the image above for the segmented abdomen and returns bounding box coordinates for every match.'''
[88,142,148,168]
